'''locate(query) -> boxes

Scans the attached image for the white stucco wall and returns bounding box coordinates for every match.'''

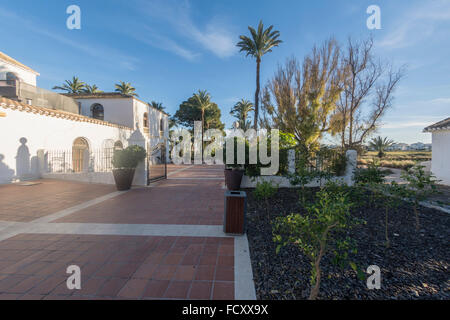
[0,60,37,86]
[0,107,132,184]
[77,98,135,129]
[431,130,450,185]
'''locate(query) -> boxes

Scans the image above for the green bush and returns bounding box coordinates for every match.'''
[112,145,146,169]
[254,181,278,220]
[401,164,440,230]
[273,182,360,300]
[354,160,386,184]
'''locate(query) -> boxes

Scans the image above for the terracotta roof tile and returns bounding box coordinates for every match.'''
[0,96,132,130]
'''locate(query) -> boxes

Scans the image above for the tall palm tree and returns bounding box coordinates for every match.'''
[369,136,395,158]
[188,90,213,163]
[237,21,282,129]
[52,76,86,94]
[114,81,138,97]
[83,84,103,94]
[230,99,254,131]
[149,101,165,112]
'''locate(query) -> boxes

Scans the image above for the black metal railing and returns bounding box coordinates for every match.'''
[45,148,114,173]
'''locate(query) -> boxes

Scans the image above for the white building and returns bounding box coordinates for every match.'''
[0,51,169,185]
[424,118,450,186]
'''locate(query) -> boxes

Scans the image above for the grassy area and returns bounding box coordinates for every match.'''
[358,151,431,170]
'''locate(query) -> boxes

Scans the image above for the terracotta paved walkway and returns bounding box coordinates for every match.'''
[0,165,254,300]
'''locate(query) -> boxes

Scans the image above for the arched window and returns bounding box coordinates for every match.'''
[143,112,149,129]
[114,141,123,151]
[160,118,164,132]
[5,72,19,85]
[91,103,104,120]
[72,137,89,173]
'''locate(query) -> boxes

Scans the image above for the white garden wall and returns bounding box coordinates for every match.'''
[0,101,132,184]
[240,150,357,188]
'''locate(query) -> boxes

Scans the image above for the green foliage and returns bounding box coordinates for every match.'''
[112,145,146,169]
[52,76,86,94]
[230,99,254,131]
[354,159,386,184]
[114,81,138,97]
[173,92,224,131]
[377,181,407,248]
[254,180,278,201]
[368,136,395,158]
[254,181,278,220]
[272,182,359,300]
[329,152,347,176]
[401,164,440,230]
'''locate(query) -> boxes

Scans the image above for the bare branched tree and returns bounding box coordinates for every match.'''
[330,37,405,150]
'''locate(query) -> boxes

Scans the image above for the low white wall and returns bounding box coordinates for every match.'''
[0,103,132,184]
[42,172,115,185]
[240,150,357,188]
[431,130,450,185]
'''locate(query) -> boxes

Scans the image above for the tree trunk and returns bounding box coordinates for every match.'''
[309,260,321,300]
[254,58,261,130]
[385,207,390,248]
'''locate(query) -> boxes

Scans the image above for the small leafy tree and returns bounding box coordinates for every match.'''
[254,181,278,220]
[289,153,317,207]
[273,183,356,300]
[354,159,385,185]
[379,182,406,248]
[401,164,440,231]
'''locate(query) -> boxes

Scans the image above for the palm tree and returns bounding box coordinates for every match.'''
[237,21,282,129]
[52,76,86,94]
[83,84,103,94]
[188,90,213,163]
[230,99,254,131]
[369,136,395,158]
[114,81,138,97]
[149,101,165,112]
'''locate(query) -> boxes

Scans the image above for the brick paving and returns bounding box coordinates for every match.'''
[0,165,246,300]
[0,179,116,222]
[0,234,234,300]
[54,166,225,225]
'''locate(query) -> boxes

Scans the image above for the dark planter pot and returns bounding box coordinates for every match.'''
[112,168,135,191]
[224,169,244,191]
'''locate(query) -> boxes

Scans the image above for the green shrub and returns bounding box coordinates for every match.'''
[254,180,278,220]
[273,182,360,300]
[401,164,440,230]
[112,145,146,169]
[330,152,347,176]
[354,160,386,184]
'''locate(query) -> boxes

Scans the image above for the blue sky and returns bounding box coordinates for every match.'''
[1,0,449,144]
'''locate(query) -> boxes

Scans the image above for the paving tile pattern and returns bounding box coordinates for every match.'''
[0,233,234,300]
[0,180,115,222]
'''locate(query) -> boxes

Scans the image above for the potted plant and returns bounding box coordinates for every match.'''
[112,145,146,191]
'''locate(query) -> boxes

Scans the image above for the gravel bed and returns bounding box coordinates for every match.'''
[244,188,450,300]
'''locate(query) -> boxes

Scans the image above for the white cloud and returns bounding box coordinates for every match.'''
[133,27,199,61]
[378,1,450,49]
[0,8,139,70]
[136,0,236,59]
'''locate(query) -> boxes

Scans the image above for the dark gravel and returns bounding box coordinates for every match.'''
[244,187,450,300]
